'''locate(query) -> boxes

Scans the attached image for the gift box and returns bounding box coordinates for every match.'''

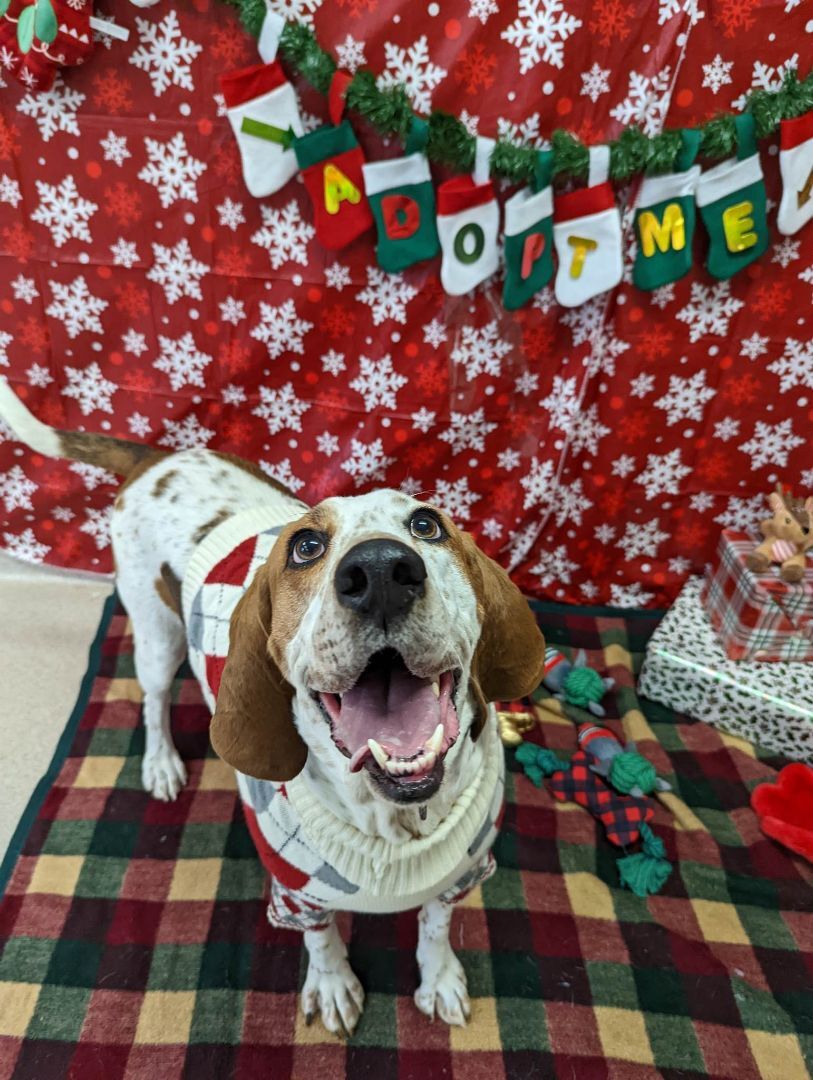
[638,577,813,763]
[701,529,813,662]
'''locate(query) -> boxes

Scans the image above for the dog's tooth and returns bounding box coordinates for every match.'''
[367,739,389,769]
[431,681,440,699]
[425,723,444,756]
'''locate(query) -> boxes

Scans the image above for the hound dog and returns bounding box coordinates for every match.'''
[0,380,545,1034]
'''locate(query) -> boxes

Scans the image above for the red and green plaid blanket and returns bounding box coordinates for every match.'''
[0,596,810,1079]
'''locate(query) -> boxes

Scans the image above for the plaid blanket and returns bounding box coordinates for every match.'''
[0,596,811,1079]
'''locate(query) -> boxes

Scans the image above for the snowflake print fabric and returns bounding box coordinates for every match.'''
[0,0,812,606]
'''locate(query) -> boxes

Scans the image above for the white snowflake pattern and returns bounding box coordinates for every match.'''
[701,53,733,95]
[689,492,715,513]
[714,494,766,531]
[650,283,675,309]
[128,413,152,438]
[52,507,74,523]
[265,0,323,25]
[569,405,610,456]
[612,454,636,478]
[713,417,740,442]
[251,200,315,269]
[11,275,38,304]
[317,432,340,457]
[0,464,37,512]
[122,329,148,356]
[515,372,539,397]
[350,354,407,411]
[532,287,557,315]
[636,448,691,498]
[46,277,108,339]
[451,321,512,379]
[669,556,692,574]
[100,130,130,167]
[501,0,582,72]
[0,330,11,367]
[439,408,498,455]
[221,384,246,406]
[583,330,629,378]
[69,461,115,491]
[621,518,668,560]
[0,174,21,208]
[459,110,480,137]
[129,11,202,96]
[520,456,555,510]
[540,374,578,429]
[610,583,654,608]
[554,478,592,527]
[506,522,544,571]
[658,0,704,24]
[469,0,498,22]
[434,477,481,522]
[630,372,655,398]
[139,133,206,208]
[217,197,245,232]
[219,297,245,326]
[147,238,209,305]
[325,262,351,290]
[80,506,113,550]
[321,349,346,376]
[740,332,769,360]
[159,414,214,450]
[768,338,813,392]
[771,237,800,269]
[732,53,799,111]
[739,418,804,470]
[580,62,610,103]
[653,369,716,425]
[253,383,310,435]
[16,76,84,141]
[251,299,313,360]
[531,544,577,586]
[63,362,117,415]
[154,332,212,391]
[423,319,448,348]
[481,518,503,540]
[496,114,545,149]
[609,67,672,137]
[595,524,616,543]
[31,176,97,248]
[335,34,366,73]
[341,438,396,488]
[561,297,605,346]
[110,238,139,268]
[497,448,522,471]
[260,458,305,493]
[408,407,435,435]
[377,36,447,113]
[27,364,52,387]
[356,267,418,326]
[800,264,813,297]
[3,528,50,563]
[676,281,744,342]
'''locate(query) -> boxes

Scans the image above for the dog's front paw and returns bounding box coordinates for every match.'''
[415,951,471,1026]
[301,961,364,1037]
[142,747,187,801]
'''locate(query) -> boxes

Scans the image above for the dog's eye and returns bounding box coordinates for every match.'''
[291,532,326,565]
[786,518,791,525]
[410,513,443,541]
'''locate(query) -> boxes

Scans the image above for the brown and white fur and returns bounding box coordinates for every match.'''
[0,379,545,1034]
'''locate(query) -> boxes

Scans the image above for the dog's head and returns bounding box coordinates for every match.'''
[210,489,545,805]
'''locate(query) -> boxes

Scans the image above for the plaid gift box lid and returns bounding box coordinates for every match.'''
[701,529,813,662]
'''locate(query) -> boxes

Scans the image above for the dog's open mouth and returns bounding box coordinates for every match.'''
[313,648,460,802]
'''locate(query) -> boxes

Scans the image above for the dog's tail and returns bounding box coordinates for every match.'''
[0,377,162,478]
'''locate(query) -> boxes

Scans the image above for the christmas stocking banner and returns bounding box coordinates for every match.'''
[696,114,768,279]
[503,150,555,310]
[436,137,500,296]
[632,129,701,292]
[362,119,439,272]
[294,119,373,250]
[777,111,813,236]
[0,0,94,92]
[553,146,623,308]
[220,60,303,199]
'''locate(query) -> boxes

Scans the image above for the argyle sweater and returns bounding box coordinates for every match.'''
[182,503,503,930]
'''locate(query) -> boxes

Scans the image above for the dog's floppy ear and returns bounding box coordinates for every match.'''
[210,565,307,782]
[456,531,546,737]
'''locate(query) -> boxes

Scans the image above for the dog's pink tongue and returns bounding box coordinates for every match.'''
[335,663,441,758]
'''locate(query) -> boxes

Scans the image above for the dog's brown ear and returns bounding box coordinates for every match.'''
[456,531,546,737]
[210,565,307,782]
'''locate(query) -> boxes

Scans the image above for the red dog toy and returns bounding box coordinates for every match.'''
[751,763,813,863]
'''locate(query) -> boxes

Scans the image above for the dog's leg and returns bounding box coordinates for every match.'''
[414,898,470,1026]
[301,918,364,1037]
[118,578,187,801]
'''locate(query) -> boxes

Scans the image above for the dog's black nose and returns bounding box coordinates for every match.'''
[335,539,426,625]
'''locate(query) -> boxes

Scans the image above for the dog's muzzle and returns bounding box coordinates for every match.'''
[334,539,426,627]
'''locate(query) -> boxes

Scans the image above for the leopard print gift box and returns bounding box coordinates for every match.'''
[639,578,813,764]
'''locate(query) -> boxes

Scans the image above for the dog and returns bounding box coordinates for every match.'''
[0,379,545,1034]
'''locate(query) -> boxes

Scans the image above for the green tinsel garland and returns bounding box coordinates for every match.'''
[223,2,813,184]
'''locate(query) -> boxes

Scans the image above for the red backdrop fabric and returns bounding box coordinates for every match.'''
[0,0,810,606]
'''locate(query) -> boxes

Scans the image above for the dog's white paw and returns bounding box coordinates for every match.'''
[414,951,471,1026]
[142,747,186,801]
[301,962,364,1037]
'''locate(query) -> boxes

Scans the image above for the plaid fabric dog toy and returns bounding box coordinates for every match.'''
[516,724,672,897]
